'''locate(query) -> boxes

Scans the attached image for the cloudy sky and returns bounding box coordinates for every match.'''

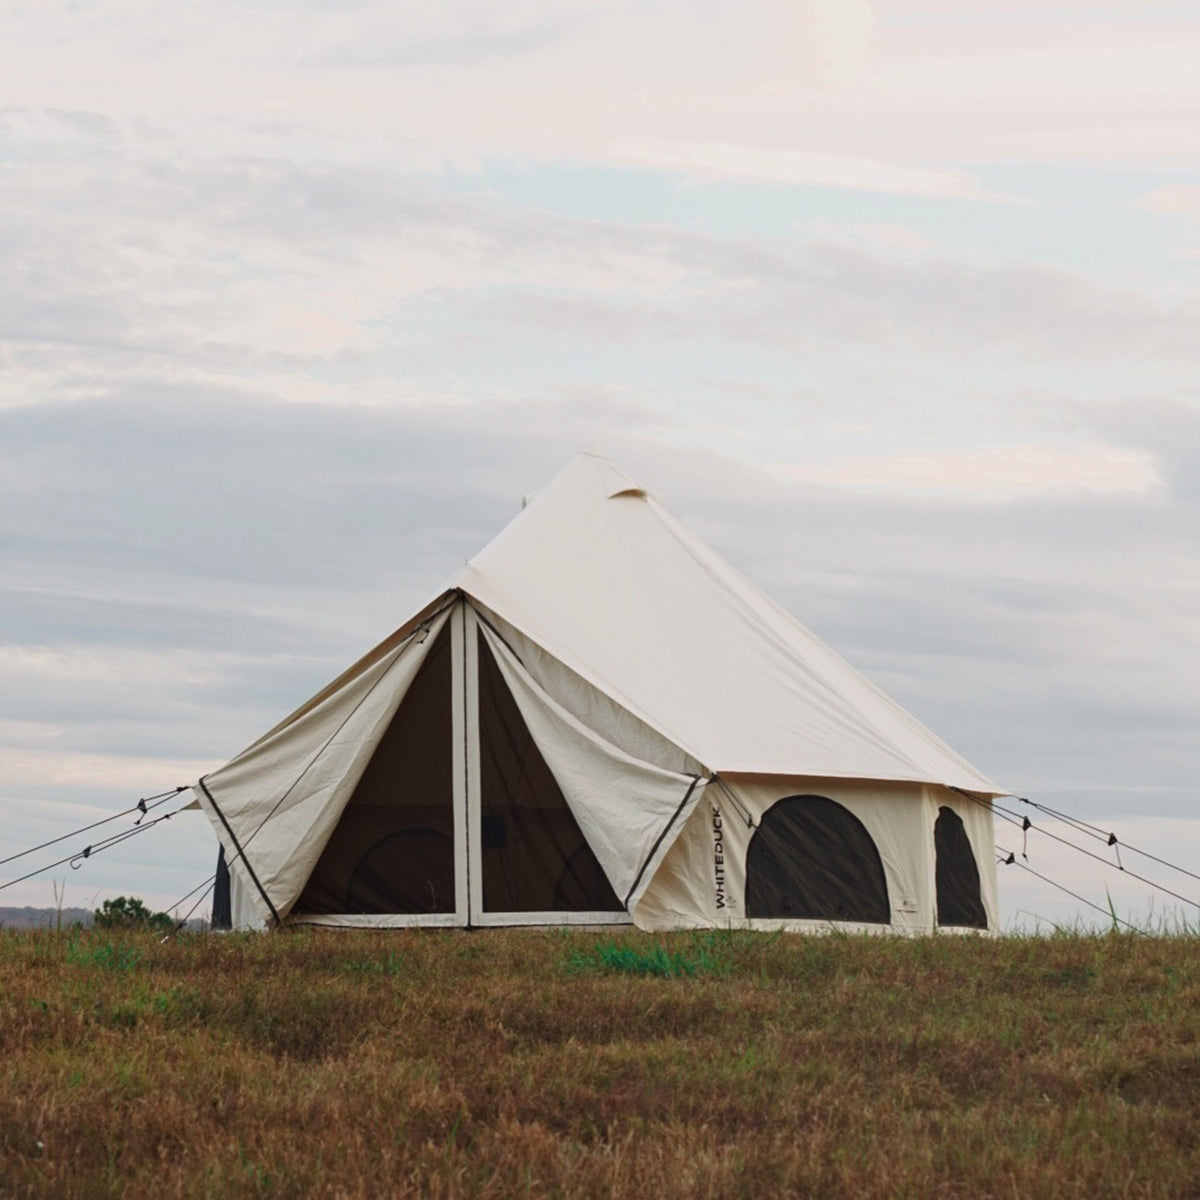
[2,0,1198,930]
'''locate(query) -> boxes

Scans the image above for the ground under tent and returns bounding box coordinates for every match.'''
[195,454,1001,933]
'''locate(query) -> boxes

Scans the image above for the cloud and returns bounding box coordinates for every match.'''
[1137,184,1200,219]
[1086,398,1200,511]
[805,220,933,255]
[449,240,1200,395]
[809,0,875,86]
[5,103,1200,435]
[311,10,571,68]
[7,1,1200,178]
[0,747,209,793]
[769,443,1162,498]
[615,143,995,200]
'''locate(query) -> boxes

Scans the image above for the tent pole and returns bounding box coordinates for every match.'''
[450,599,470,925]
[462,603,483,926]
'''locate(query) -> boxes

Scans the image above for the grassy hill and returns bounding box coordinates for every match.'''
[1,926,1197,1198]
[0,906,95,930]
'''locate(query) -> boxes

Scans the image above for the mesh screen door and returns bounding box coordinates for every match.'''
[476,630,622,915]
[294,623,456,916]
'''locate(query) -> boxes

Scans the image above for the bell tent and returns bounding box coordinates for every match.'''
[195,454,1002,933]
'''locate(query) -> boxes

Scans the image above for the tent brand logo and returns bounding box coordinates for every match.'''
[712,806,726,909]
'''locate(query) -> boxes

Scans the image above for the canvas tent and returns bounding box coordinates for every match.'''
[195,454,1002,933]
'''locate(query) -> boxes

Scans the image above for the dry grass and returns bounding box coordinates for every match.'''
[1,926,1198,1198]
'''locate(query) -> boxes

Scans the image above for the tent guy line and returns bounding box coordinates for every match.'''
[960,788,1199,912]
[996,851,1147,936]
[1013,796,1200,887]
[0,787,186,870]
[713,776,759,830]
[0,802,190,895]
[165,874,219,935]
[3,775,1185,936]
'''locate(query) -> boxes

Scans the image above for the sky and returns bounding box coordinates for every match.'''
[2,0,1198,931]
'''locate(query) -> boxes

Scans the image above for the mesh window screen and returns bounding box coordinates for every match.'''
[295,623,455,915]
[477,630,622,913]
[934,806,987,929]
[745,794,890,923]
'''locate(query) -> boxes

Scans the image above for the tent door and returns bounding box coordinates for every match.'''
[289,609,466,927]
[286,600,628,927]
[461,604,631,927]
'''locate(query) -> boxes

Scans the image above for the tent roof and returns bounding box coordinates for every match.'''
[454,454,1002,794]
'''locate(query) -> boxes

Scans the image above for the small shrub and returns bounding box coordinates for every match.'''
[93,896,174,934]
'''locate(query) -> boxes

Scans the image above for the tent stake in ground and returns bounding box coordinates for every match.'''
[194,455,1003,933]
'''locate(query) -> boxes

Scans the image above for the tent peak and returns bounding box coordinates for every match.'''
[461,452,1001,796]
[548,452,651,502]
[520,453,647,510]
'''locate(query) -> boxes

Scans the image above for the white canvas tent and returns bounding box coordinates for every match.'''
[195,454,1002,933]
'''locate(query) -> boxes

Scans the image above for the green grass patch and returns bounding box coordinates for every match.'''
[64,937,142,972]
[336,950,404,976]
[564,932,729,977]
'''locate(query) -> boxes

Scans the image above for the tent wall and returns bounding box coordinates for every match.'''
[634,777,998,935]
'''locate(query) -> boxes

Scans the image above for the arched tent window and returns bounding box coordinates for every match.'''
[745,795,890,923]
[934,806,987,929]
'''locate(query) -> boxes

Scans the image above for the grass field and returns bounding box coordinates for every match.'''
[1,926,1198,1198]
